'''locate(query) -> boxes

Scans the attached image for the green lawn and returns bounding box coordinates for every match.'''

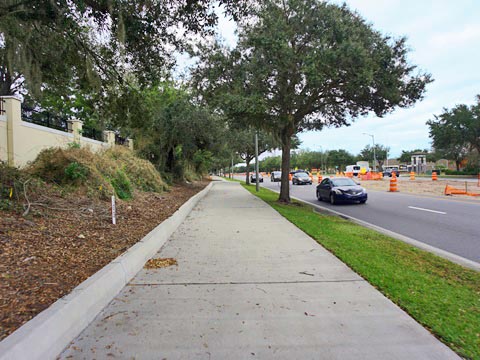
[241,183,480,359]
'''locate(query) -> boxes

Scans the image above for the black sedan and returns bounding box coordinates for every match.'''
[382,169,400,177]
[292,172,312,185]
[316,177,367,204]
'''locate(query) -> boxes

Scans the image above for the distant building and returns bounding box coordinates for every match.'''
[411,152,427,173]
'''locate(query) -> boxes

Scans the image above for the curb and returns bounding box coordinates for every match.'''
[255,183,480,272]
[0,182,214,360]
[291,195,480,272]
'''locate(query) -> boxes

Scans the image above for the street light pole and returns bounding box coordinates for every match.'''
[318,145,323,173]
[363,133,376,172]
[255,131,259,192]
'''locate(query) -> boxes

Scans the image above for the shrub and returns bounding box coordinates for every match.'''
[110,169,133,200]
[28,146,167,200]
[444,169,479,176]
[64,162,89,182]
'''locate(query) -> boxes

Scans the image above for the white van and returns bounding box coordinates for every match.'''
[345,165,361,176]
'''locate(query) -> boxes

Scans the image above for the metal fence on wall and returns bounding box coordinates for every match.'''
[21,105,69,132]
[21,104,103,141]
[0,98,5,115]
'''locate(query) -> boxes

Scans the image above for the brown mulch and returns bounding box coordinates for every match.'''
[144,257,178,269]
[0,181,208,341]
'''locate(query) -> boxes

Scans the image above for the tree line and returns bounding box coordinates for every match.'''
[233,146,436,174]
[2,0,440,202]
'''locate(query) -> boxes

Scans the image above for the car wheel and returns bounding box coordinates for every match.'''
[330,193,336,205]
[317,191,322,201]
[360,200,367,204]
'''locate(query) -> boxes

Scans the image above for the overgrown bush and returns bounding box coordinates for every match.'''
[28,147,167,199]
[444,169,479,176]
[103,147,167,193]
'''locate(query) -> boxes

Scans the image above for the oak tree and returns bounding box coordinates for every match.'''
[194,0,432,202]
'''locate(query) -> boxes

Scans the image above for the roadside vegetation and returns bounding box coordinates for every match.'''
[242,183,480,359]
[0,147,208,340]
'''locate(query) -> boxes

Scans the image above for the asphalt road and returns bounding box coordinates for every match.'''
[237,175,480,264]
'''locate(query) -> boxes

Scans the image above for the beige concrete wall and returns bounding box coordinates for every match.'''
[80,136,110,154]
[14,121,75,166]
[0,97,113,168]
[0,116,7,163]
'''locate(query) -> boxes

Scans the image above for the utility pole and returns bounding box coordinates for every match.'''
[255,131,259,192]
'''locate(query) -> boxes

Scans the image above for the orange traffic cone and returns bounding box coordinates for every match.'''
[432,172,438,181]
[410,171,415,180]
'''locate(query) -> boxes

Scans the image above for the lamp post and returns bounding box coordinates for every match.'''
[255,130,259,192]
[363,133,376,172]
[317,145,323,173]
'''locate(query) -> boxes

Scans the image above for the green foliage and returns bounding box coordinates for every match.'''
[0,0,250,96]
[259,156,282,172]
[127,83,227,180]
[426,95,480,170]
[444,169,478,176]
[67,142,81,149]
[194,0,432,202]
[324,150,355,171]
[192,150,213,175]
[110,169,133,200]
[64,162,89,182]
[359,144,390,170]
[243,184,480,360]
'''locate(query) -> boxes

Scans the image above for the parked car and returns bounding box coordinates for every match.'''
[382,169,400,177]
[250,173,263,183]
[271,171,282,182]
[292,172,312,185]
[316,177,367,204]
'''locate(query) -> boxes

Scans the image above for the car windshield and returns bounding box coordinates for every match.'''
[297,172,309,178]
[331,178,357,186]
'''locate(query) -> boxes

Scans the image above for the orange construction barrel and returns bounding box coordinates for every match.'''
[389,176,398,192]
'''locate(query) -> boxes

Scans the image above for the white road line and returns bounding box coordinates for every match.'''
[408,206,446,215]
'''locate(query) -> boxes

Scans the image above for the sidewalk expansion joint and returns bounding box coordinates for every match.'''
[127,279,365,286]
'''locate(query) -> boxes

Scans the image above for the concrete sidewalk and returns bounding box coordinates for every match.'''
[61,181,458,359]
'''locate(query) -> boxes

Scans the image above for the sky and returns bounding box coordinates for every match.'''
[180,0,480,159]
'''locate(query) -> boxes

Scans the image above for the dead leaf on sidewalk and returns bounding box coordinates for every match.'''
[144,258,177,269]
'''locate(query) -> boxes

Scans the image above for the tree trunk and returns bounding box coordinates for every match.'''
[279,134,292,203]
[378,161,384,172]
[245,158,251,185]
[456,160,460,171]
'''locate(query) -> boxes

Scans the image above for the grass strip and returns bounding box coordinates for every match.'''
[241,183,480,359]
